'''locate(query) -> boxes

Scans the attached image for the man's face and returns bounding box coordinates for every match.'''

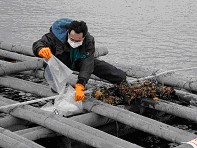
[68,30,84,42]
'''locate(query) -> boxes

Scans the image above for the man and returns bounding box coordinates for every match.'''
[32,18,126,101]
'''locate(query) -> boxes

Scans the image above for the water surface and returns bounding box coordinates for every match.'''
[0,0,197,76]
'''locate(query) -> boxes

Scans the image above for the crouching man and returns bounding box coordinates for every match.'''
[32,18,126,101]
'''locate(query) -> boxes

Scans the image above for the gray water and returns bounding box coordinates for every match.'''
[0,1,197,147]
[0,0,197,76]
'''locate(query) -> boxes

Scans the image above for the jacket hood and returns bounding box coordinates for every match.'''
[51,18,73,43]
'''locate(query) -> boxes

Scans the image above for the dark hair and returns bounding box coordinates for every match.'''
[68,21,88,37]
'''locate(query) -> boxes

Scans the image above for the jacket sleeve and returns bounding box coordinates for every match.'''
[32,32,55,57]
[77,37,95,86]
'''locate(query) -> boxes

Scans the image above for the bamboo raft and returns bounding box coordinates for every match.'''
[0,41,197,148]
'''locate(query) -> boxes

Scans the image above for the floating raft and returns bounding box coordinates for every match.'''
[0,41,196,148]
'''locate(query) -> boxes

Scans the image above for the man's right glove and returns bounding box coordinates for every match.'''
[75,84,85,101]
[38,47,52,60]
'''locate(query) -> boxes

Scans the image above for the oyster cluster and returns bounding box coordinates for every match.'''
[92,80,175,106]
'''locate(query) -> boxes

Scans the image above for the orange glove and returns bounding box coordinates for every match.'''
[38,47,52,60]
[75,84,85,101]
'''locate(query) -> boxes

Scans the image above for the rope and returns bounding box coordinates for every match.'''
[0,95,61,111]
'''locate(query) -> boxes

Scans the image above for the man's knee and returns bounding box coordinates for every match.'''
[93,59,126,84]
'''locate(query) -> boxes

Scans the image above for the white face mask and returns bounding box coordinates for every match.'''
[67,38,83,48]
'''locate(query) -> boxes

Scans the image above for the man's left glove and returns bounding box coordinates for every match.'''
[75,84,85,101]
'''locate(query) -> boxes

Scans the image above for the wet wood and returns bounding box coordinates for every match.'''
[0,59,43,76]
[1,75,197,132]
[0,76,54,97]
[15,120,134,141]
[175,144,194,148]
[1,43,197,147]
[0,96,142,148]
[141,99,197,123]
[115,63,197,92]
[0,49,36,61]
[0,126,44,148]
[0,41,108,58]
[0,41,34,56]
[0,115,27,128]
[83,97,197,144]
[13,113,112,141]
[130,67,197,84]
[175,90,197,106]
[0,95,62,112]
[0,132,33,148]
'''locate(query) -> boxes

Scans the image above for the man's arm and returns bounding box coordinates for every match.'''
[32,32,55,57]
[77,36,95,86]
[77,53,94,86]
[75,36,95,101]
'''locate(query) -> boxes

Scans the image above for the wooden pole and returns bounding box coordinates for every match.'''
[0,60,44,79]
[1,75,197,128]
[15,126,60,140]
[0,41,108,58]
[0,49,37,61]
[0,115,27,128]
[15,121,135,141]
[130,67,197,84]
[0,41,34,56]
[175,143,194,148]
[13,112,113,141]
[0,76,54,97]
[0,76,110,130]
[0,95,61,112]
[175,90,197,106]
[0,96,142,148]
[0,53,197,145]
[0,75,109,97]
[1,58,196,106]
[0,132,33,148]
[0,59,43,76]
[0,127,45,148]
[114,63,197,92]
[141,99,197,123]
[1,60,196,107]
[83,97,197,144]
[2,45,197,92]
[1,73,197,123]
[1,59,197,107]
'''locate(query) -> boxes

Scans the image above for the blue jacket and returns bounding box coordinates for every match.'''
[33,18,95,86]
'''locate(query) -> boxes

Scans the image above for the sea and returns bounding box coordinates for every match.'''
[0,0,197,147]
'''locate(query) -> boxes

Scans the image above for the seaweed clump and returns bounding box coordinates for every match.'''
[92,80,175,106]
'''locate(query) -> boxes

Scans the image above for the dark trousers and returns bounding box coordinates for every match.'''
[92,59,126,84]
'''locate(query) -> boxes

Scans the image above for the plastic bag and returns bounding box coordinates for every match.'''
[42,55,83,116]
[41,85,83,116]
[44,55,73,94]
[54,85,83,116]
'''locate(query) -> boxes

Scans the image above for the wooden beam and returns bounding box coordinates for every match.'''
[0,126,44,148]
[83,98,197,144]
[0,96,142,148]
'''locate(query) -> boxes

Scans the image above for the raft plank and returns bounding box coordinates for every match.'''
[0,41,108,58]
[83,98,197,144]
[141,99,197,123]
[0,59,43,76]
[0,126,44,148]
[0,96,142,148]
